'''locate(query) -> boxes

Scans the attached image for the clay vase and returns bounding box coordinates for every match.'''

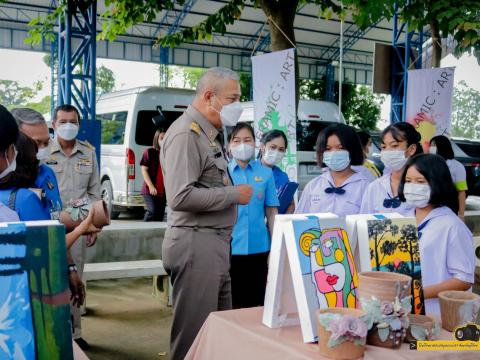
[404,314,437,342]
[367,326,405,349]
[317,308,367,360]
[59,210,83,232]
[91,200,111,228]
[438,291,480,331]
[357,272,412,303]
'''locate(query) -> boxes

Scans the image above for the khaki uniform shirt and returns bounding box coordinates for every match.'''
[48,138,101,206]
[160,106,239,229]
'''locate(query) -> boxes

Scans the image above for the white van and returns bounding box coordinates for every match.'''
[96,87,195,218]
[238,100,345,190]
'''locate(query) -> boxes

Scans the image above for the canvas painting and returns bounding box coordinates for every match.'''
[0,221,73,360]
[357,217,425,315]
[263,214,358,343]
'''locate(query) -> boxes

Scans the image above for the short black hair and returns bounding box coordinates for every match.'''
[398,154,458,214]
[229,122,254,142]
[430,135,454,160]
[315,123,364,166]
[53,104,80,122]
[357,130,371,148]
[381,122,423,156]
[0,105,19,152]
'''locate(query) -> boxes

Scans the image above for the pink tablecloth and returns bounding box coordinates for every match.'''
[185,307,479,360]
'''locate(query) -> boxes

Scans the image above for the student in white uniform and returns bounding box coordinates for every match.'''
[398,154,475,316]
[429,135,467,219]
[296,123,369,217]
[360,123,422,216]
[352,130,381,183]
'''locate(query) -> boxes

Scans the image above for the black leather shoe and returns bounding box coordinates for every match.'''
[74,337,90,350]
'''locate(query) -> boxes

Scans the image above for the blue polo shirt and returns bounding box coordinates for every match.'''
[0,188,50,221]
[34,164,63,220]
[271,165,289,193]
[229,159,279,255]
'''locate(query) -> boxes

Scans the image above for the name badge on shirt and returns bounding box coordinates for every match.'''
[254,176,263,182]
[311,195,322,203]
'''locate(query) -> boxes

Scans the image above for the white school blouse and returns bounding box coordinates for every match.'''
[296,169,370,217]
[418,206,475,315]
[360,174,415,217]
[446,159,468,191]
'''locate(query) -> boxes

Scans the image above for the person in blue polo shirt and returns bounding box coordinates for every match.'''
[228,122,279,309]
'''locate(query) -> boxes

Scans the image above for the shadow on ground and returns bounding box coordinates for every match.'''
[82,278,172,360]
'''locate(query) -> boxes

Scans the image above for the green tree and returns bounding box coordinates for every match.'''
[25,95,52,115]
[367,219,399,271]
[343,85,384,131]
[0,80,43,109]
[451,81,480,139]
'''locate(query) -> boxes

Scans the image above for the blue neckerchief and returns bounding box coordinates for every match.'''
[383,194,401,209]
[417,219,431,239]
[324,181,346,195]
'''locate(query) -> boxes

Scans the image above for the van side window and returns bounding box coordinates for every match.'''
[98,111,128,145]
[135,110,182,146]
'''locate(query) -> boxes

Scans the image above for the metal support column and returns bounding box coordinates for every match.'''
[57,0,99,161]
[390,2,423,123]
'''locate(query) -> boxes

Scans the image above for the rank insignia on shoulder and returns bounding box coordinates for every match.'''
[190,122,201,135]
[46,160,58,165]
[254,176,263,182]
[79,140,95,151]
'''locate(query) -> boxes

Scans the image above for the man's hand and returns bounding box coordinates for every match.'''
[148,184,158,196]
[77,207,101,236]
[86,232,97,247]
[69,271,85,307]
[236,185,253,205]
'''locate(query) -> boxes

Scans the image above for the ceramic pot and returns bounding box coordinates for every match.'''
[438,291,480,332]
[405,314,437,342]
[59,211,82,232]
[317,308,367,360]
[358,272,412,303]
[367,326,405,349]
[91,200,111,228]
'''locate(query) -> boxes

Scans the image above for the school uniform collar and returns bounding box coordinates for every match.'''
[322,168,367,187]
[418,206,452,228]
[229,158,255,172]
[187,105,219,142]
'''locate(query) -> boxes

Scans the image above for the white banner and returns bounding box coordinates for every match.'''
[252,49,297,181]
[406,67,455,149]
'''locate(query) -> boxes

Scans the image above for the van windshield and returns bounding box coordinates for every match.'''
[296,120,336,151]
[135,110,183,146]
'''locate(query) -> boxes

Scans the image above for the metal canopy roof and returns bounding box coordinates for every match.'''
[0,0,421,84]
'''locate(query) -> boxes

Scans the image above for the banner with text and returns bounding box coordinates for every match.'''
[252,48,297,181]
[406,67,455,149]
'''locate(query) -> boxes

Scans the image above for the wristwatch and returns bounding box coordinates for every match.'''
[68,264,78,273]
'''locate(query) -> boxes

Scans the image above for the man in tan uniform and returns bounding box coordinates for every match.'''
[161,67,253,360]
[48,104,100,349]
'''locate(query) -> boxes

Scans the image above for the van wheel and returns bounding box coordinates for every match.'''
[101,179,120,220]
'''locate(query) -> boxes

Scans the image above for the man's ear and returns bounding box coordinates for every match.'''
[203,89,214,104]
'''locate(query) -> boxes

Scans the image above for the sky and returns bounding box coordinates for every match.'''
[0,48,479,128]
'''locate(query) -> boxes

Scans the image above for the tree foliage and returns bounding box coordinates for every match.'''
[0,80,43,109]
[451,80,480,139]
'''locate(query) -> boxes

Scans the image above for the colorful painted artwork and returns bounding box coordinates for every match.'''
[0,221,73,360]
[359,218,425,315]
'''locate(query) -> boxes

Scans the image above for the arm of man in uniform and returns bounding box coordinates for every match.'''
[87,152,101,202]
[164,132,239,212]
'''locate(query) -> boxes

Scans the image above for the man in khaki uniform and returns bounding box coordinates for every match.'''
[161,67,253,360]
[48,104,100,349]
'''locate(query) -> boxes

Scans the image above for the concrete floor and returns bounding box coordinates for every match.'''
[82,278,172,360]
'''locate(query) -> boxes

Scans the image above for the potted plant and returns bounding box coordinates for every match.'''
[317,308,369,360]
[404,314,440,342]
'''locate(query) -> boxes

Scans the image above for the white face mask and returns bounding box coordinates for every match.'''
[0,148,17,180]
[263,149,284,166]
[231,143,255,162]
[213,97,243,127]
[380,150,407,171]
[36,145,51,162]
[403,183,431,208]
[56,123,79,141]
[429,146,437,155]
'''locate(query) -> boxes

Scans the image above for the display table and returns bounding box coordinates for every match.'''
[185,307,478,360]
[73,341,89,360]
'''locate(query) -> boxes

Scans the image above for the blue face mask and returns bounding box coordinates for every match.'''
[323,150,350,172]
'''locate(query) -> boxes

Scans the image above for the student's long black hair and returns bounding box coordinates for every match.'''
[315,123,364,166]
[398,154,459,214]
[430,135,454,160]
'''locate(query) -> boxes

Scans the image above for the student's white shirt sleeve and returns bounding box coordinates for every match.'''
[360,183,375,214]
[446,223,475,284]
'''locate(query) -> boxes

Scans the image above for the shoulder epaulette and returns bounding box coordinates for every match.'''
[78,139,96,151]
[190,121,201,135]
